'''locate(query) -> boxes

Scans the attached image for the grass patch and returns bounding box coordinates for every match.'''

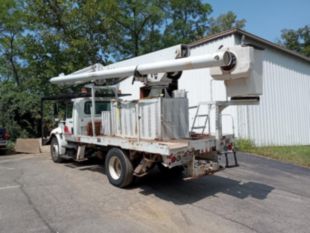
[235,139,310,167]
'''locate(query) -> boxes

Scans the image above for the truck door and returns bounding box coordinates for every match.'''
[64,101,74,135]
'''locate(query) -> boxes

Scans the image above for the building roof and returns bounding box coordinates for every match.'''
[189,28,310,64]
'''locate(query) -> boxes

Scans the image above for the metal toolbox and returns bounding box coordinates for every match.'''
[102,97,189,140]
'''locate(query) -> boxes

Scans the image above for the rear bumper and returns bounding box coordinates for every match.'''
[162,151,238,179]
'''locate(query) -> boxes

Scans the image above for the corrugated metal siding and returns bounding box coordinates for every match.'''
[139,99,161,139]
[237,48,310,145]
[111,101,137,138]
[101,111,112,135]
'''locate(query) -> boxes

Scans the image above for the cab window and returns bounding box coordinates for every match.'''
[84,101,111,115]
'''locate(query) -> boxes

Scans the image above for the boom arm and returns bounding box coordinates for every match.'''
[50,51,233,86]
[50,45,263,99]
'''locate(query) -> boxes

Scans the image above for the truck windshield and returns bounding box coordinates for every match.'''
[84,101,111,115]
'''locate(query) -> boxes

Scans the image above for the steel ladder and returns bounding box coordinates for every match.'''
[190,103,212,134]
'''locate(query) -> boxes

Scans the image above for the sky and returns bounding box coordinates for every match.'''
[206,0,310,42]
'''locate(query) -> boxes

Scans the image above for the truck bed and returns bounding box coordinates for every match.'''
[65,134,216,156]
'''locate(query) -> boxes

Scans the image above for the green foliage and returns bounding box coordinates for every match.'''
[279,25,310,57]
[235,138,310,167]
[0,81,40,139]
[103,0,214,57]
[162,0,212,47]
[0,0,24,85]
[6,140,15,152]
[208,11,246,35]
[101,0,165,58]
[235,138,255,151]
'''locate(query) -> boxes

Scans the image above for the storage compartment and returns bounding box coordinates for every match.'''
[101,97,189,140]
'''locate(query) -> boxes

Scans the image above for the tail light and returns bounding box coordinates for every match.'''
[64,125,71,134]
[168,154,176,163]
[227,143,233,151]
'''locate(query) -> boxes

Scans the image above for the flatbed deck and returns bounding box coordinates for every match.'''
[65,134,216,156]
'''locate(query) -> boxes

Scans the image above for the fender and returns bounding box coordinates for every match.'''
[50,126,68,155]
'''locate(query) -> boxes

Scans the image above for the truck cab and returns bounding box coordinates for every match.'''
[63,98,111,136]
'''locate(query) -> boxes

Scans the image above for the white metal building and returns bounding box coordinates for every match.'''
[118,29,310,146]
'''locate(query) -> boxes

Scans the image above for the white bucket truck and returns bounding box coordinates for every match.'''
[45,44,263,188]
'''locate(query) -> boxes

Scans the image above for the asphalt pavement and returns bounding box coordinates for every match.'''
[0,152,309,233]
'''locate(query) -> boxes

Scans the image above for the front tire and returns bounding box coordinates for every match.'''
[50,137,63,163]
[105,148,133,188]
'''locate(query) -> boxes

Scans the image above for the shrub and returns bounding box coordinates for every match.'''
[235,138,255,151]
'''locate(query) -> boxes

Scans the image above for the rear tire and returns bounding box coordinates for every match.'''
[50,137,63,163]
[105,148,133,188]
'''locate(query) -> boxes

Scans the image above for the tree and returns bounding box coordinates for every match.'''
[0,81,40,140]
[101,0,165,58]
[104,0,213,58]
[0,0,24,85]
[23,0,113,87]
[279,25,310,57]
[162,0,212,46]
[0,0,116,138]
[208,11,246,35]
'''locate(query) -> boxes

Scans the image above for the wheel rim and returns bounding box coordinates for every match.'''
[108,156,122,180]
